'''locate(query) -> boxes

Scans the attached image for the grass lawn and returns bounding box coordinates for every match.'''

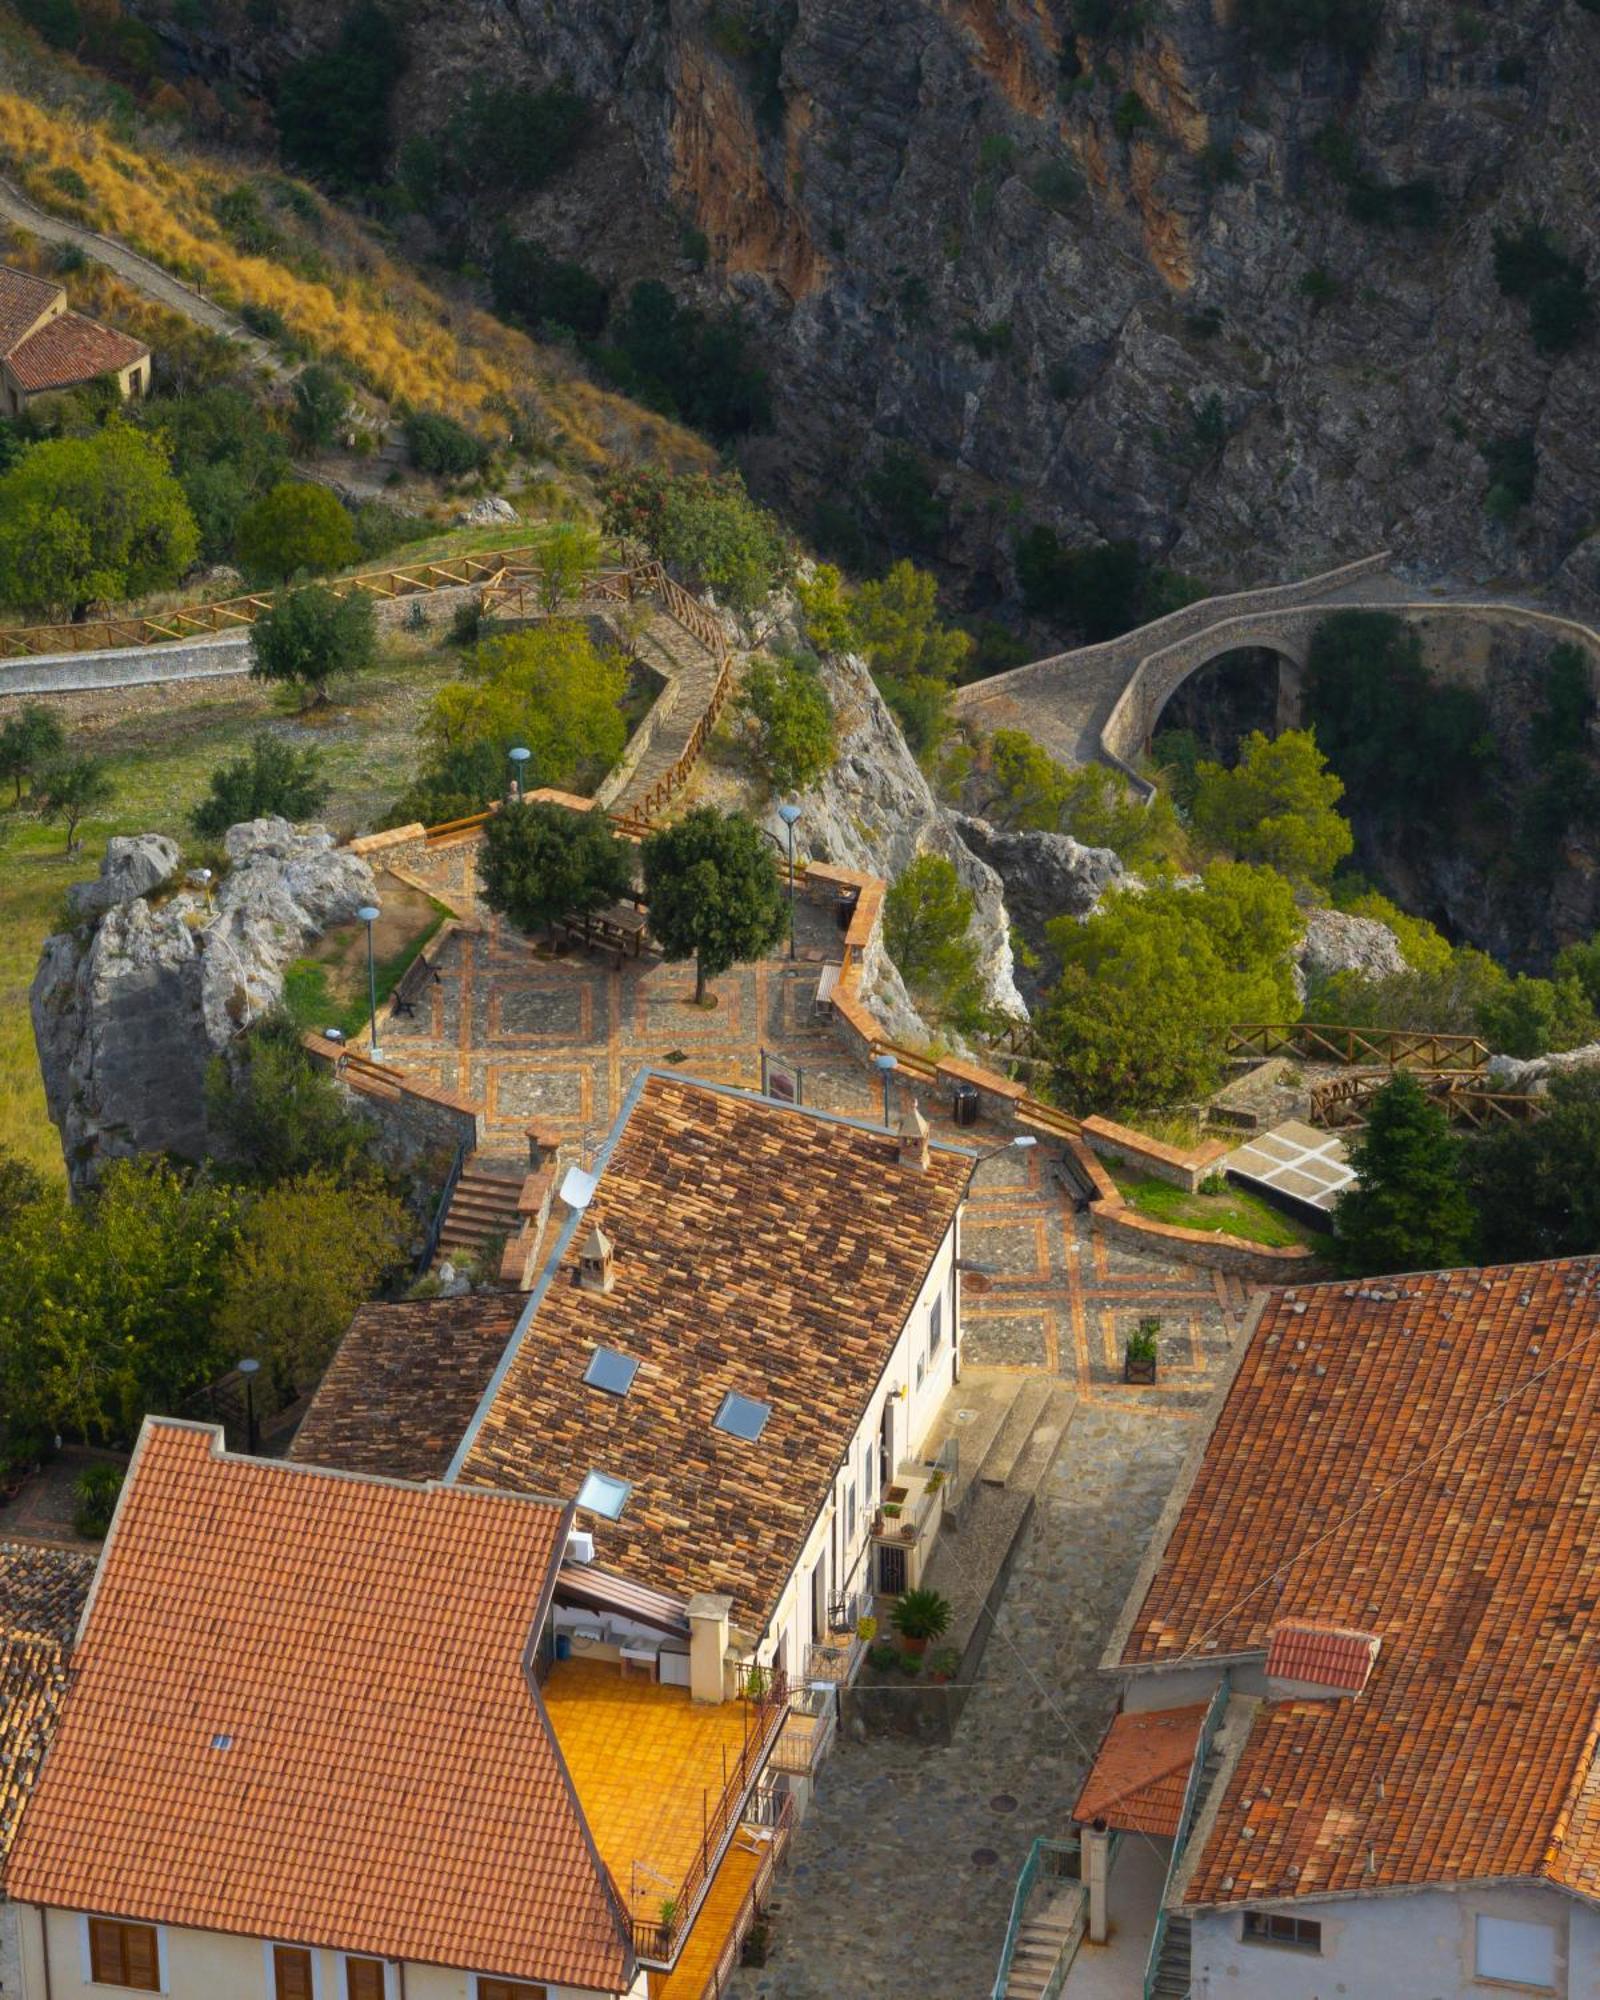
[282,878,451,1040]
[0,643,463,1178]
[1109,1167,1330,1251]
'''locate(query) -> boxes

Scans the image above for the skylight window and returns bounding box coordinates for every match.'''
[714,1391,772,1443]
[577,1470,632,1519]
[584,1347,640,1396]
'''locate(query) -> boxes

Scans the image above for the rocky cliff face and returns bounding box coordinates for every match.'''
[32,821,376,1189]
[336,0,1600,597]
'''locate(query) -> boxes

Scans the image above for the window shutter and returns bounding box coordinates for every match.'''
[123,1925,160,1991]
[88,1918,120,1983]
[346,1958,386,2000]
[275,1946,314,2000]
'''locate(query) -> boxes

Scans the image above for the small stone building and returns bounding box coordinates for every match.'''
[0,264,151,417]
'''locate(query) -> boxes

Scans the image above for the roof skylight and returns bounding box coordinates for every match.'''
[583,1347,640,1396]
[713,1391,772,1443]
[577,1470,632,1519]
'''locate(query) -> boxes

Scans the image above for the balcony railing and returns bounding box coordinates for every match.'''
[771,1683,838,1778]
[628,1667,789,1967]
[697,1791,796,2000]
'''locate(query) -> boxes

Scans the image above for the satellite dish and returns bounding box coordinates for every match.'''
[560,1165,598,1212]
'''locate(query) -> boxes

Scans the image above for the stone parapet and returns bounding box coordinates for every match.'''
[1080,1115,1230,1192]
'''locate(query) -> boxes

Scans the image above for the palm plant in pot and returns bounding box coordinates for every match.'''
[889,1585,952,1658]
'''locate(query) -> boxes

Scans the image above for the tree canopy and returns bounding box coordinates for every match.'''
[1190,727,1353,889]
[1332,1072,1476,1277]
[191,733,330,838]
[205,1016,382,1187]
[641,807,786,1003]
[249,584,377,707]
[975,729,1186,871]
[1468,1071,1600,1264]
[0,424,198,615]
[236,481,361,582]
[735,654,836,793]
[478,799,633,937]
[601,467,792,612]
[1040,863,1301,1112]
[883,853,986,1029]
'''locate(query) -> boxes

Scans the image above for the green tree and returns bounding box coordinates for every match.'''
[402,411,488,479]
[236,482,360,582]
[190,733,331,839]
[536,521,601,614]
[1190,728,1354,889]
[1332,1072,1475,1277]
[290,364,352,451]
[1040,864,1301,1112]
[275,0,407,189]
[735,655,836,792]
[0,703,65,807]
[216,1169,408,1395]
[975,732,1186,871]
[205,1014,382,1186]
[884,854,987,1027]
[478,799,634,938]
[601,468,792,613]
[0,425,199,615]
[1476,973,1598,1060]
[794,563,857,654]
[420,623,627,796]
[35,752,114,851]
[641,807,786,1003]
[1468,1071,1600,1263]
[849,560,972,757]
[249,584,377,708]
[603,280,771,441]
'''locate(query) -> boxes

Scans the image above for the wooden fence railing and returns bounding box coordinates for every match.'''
[1228,1023,1491,1071]
[1310,1069,1543,1129]
[0,543,590,660]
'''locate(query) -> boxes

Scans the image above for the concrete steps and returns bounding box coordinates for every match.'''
[978,1377,1056,1487]
[1151,1913,1192,1999]
[1002,1890,1085,2000]
[434,1164,526,1268]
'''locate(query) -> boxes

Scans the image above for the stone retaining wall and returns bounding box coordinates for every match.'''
[1079,1115,1230,1192]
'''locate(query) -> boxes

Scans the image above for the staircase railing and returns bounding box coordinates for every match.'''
[416,1138,469,1275]
[991,1836,1081,2000]
[1143,1672,1231,2000]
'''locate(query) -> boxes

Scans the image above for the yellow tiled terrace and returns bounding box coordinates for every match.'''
[540,1657,763,1925]
[648,1835,764,1999]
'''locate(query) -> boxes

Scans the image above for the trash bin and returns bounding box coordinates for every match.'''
[952,1083,980,1128]
[555,1632,573,1662]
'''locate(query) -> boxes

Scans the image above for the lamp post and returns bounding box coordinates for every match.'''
[776,802,802,959]
[357,904,382,1062]
[237,1357,261,1455]
[508,744,531,802]
[873,1050,898,1128]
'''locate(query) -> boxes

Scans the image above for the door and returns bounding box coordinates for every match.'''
[879,1398,896,1493]
[810,1553,828,1646]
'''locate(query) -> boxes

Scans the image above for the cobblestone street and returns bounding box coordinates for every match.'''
[731,1402,1200,2000]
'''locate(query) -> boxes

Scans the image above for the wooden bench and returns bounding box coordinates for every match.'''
[388,948,441,1019]
[813,963,842,1018]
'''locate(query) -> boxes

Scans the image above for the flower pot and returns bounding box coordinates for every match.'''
[900,1634,929,1658]
[1124,1352,1157,1385]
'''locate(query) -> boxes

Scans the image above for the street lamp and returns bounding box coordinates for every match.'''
[237,1357,261,1455]
[873,1051,898,1128]
[357,904,382,1062]
[508,745,531,802]
[776,802,802,960]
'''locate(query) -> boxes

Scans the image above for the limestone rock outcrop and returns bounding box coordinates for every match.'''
[1296,908,1408,990]
[32,820,376,1189]
[952,816,1125,1004]
[1487,1043,1600,1093]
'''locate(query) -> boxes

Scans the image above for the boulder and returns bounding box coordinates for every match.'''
[456,495,519,527]
[1487,1043,1600,1093]
[33,821,376,1190]
[66,834,181,918]
[1297,907,1408,988]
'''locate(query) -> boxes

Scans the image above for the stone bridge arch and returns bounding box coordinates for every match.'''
[1104,617,1317,769]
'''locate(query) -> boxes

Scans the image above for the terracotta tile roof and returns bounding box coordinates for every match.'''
[0,265,64,354]
[4,1422,632,1992]
[456,1073,969,1630]
[0,1544,94,1867]
[6,309,148,392]
[288,1295,519,1481]
[1114,1259,1600,1908]
[1265,1620,1379,1694]
[1074,1704,1207,1837]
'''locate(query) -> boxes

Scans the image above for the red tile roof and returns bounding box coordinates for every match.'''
[1265,1621,1379,1694]
[1114,1259,1600,1908]
[456,1074,969,1630]
[6,309,148,392]
[1074,1704,1207,1837]
[0,265,64,354]
[4,1422,631,1991]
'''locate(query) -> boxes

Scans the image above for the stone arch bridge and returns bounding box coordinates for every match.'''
[952,553,1600,789]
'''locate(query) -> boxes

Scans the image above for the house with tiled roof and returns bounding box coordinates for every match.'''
[0,265,151,416]
[1063,1258,1600,2000]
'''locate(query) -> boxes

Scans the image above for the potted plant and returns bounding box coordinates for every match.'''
[890,1585,952,1658]
[926,1646,960,1685]
[867,1641,899,1673]
[881,1501,903,1521]
[1124,1316,1160,1384]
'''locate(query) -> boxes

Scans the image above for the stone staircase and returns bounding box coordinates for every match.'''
[1148,1736,1227,2000]
[433,1160,526,1271]
[609,609,725,819]
[1001,1887,1087,2000]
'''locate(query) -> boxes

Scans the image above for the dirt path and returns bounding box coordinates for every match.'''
[0,172,288,378]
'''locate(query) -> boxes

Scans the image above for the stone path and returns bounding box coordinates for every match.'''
[729,1401,1198,2000]
[609,610,726,819]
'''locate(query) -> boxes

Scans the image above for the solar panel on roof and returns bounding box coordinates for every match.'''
[576,1471,631,1519]
[713,1391,771,1442]
[583,1347,639,1396]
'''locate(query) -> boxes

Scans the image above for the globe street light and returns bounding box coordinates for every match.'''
[357,904,382,1062]
[776,802,802,960]
[873,1050,898,1128]
[508,745,531,803]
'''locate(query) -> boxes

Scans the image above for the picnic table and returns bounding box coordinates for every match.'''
[559,902,652,963]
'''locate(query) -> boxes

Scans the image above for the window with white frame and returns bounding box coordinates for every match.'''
[1474,1915,1557,1989]
[87,1918,161,1991]
[863,1436,876,1501]
[846,1478,857,1543]
[271,1944,315,2000]
[928,1294,943,1358]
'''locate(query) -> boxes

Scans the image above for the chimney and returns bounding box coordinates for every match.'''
[685,1591,732,1704]
[897,1100,931,1172]
[576,1221,615,1295]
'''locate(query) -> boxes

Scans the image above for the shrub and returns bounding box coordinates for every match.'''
[599,280,771,440]
[478,799,634,938]
[490,235,609,340]
[35,752,115,851]
[16,0,79,51]
[249,584,377,706]
[214,182,283,257]
[205,1013,380,1186]
[1189,728,1353,889]
[1028,157,1083,213]
[402,411,489,479]
[275,1,407,189]
[735,654,836,791]
[1015,529,1204,642]
[443,82,590,197]
[290,364,352,451]
[640,807,786,1004]
[1113,91,1152,140]
[884,854,986,1027]
[0,704,66,807]
[1493,224,1593,354]
[601,466,792,612]
[863,446,947,551]
[235,482,360,581]
[1481,433,1537,517]
[72,1462,126,1539]
[190,733,330,837]
[889,1587,953,1643]
[1235,0,1384,63]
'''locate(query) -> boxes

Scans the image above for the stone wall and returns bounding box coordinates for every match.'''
[301,1035,481,1175]
[1080,1115,1230,1193]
